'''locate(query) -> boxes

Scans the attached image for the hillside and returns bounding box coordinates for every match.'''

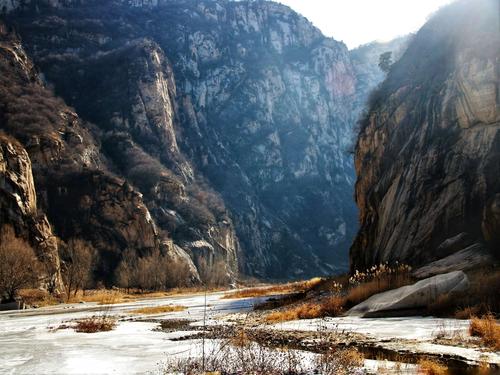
[350,0,500,271]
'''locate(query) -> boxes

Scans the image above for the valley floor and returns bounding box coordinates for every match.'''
[0,290,499,374]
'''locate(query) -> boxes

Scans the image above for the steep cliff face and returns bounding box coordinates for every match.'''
[156,1,359,277]
[351,0,500,271]
[0,134,62,291]
[350,35,411,114]
[4,0,360,278]
[0,24,200,285]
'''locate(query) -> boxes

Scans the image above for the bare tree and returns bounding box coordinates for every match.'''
[198,258,229,287]
[0,225,41,302]
[60,238,95,302]
[115,248,136,293]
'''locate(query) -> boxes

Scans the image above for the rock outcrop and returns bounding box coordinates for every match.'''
[4,0,364,278]
[0,134,62,291]
[413,244,495,279]
[350,0,500,271]
[0,23,200,285]
[348,271,470,318]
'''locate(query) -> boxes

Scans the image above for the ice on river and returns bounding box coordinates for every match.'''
[1,291,498,374]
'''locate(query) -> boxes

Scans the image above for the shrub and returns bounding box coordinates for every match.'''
[417,359,449,375]
[0,225,42,302]
[346,262,412,307]
[162,331,363,375]
[469,314,500,350]
[59,238,95,302]
[265,296,345,323]
[75,316,117,333]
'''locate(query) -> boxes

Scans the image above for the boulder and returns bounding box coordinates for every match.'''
[347,271,470,318]
[413,244,495,279]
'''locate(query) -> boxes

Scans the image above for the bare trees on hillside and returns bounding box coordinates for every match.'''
[0,225,41,302]
[59,238,95,302]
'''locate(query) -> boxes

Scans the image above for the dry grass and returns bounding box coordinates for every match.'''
[265,296,344,323]
[454,306,481,319]
[469,314,500,350]
[427,267,500,317]
[223,277,323,300]
[18,289,59,307]
[130,305,187,315]
[75,316,117,333]
[345,275,412,308]
[417,359,449,375]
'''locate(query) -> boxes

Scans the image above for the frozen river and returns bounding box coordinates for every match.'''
[1,291,498,374]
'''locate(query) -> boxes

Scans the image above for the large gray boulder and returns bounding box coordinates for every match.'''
[347,271,470,318]
[413,244,494,279]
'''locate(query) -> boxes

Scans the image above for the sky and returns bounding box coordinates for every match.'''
[276,0,455,49]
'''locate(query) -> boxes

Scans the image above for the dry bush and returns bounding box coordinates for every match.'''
[114,249,192,291]
[315,348,364,375]
[75,316,117,333]
[265,296,345,323]
[346,263,412,307]
[417,359,449,375]
[469,314,500,350]
[162,333,363,375]
[59,238,95,302]
[0,225,42,302]
[223,277,323,299]
[454,306,481,319]
[345,278,392,306]
[18,289,59,307]
[130,305,186,315]
[197,258,230,287]
[428,268,500,317]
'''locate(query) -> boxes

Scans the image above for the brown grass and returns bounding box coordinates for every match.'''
[223,278,323,300]
[345,275,412,308]
[265,296,344,323]
[427,267,500,317]
[18,289,59,307]
[75,316,117,333]
[417,359,449,375]
[469,314,500,350]
[130,305,187,315]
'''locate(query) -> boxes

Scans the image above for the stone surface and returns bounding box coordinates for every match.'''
[348,271,470,318]
[350,0,500,271]
[2,0,375,278]
[0,135,62,291]
[413,244,496,279]
[0,24,199,285]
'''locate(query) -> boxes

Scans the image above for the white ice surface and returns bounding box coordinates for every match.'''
[270,316,470,340]
[2,293,499,374]
[271,316,500,365]
[0,292,263,374]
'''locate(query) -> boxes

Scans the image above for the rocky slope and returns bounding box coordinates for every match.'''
[350,35,411,115]
[0,23,202,287]
[350,0,500,271]
[2,0,364,278]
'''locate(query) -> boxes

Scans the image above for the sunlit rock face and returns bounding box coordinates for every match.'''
[350,0,500,272]
[2,0,364,279]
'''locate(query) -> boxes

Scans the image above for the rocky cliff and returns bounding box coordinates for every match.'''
[351,0,500,271]
[0,23,202,286]
[2,0,362,279]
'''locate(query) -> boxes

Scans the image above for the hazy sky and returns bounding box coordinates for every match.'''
[276,0,455,49]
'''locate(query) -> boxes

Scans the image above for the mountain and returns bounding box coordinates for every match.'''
[350,0,500,272]
[0,0,381,283]
[350,35,411,113]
